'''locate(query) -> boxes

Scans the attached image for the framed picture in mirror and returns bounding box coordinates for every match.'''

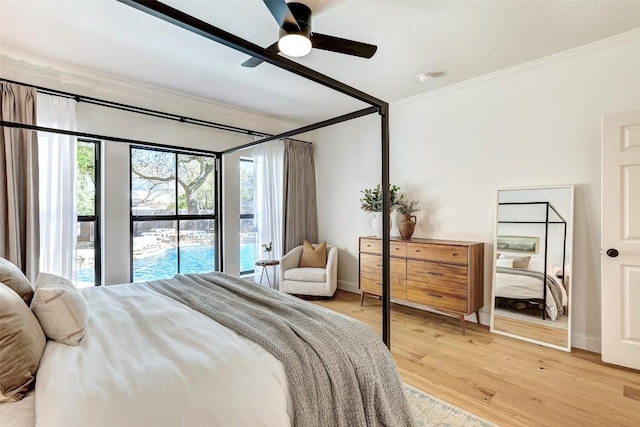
[496,235,539,254]
[490,185,574,352]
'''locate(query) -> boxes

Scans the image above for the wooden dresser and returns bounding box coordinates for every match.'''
[359,236,484,334]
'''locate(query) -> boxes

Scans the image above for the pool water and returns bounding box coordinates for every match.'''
[78,243,256,284]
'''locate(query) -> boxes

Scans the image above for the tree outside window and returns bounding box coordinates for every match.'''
[130,147,217,281]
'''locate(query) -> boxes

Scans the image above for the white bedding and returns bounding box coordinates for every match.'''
[495,272,567,321]
[33,283,293,427]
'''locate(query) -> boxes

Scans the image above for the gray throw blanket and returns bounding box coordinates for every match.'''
[140,272,415,427]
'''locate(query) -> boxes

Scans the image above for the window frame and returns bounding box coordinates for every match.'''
[239,157,255,275]
[129,145,219,282]
[76,138,102,286]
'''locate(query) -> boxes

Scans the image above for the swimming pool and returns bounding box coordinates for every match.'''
[78,243,257,284]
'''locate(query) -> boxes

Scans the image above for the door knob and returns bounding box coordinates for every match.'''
[606,248,619,257]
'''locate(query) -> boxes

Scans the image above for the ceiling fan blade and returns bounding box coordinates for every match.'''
[310,33,377,58]
[263,0,300,30]
[241,41,280,68]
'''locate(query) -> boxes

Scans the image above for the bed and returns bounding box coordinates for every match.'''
[494,266,567,321]
[1,268,414,427]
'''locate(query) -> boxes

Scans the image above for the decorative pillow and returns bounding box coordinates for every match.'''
[298,241,327,268]
[500,254,531,269]
[0,257,34,305]
[0,282,46,402]
[30,272,89,346]
[495,258,513,268]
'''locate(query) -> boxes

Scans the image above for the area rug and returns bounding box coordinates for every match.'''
[405,384,496,427]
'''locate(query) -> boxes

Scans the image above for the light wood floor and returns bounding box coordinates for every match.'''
[314,291,640,427]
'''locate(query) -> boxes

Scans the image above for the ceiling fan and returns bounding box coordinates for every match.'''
[242,0,377,67]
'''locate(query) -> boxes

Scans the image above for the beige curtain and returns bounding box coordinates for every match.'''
[0,82,40,281]
[282,140,318,253]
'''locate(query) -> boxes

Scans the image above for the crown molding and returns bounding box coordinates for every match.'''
[393,28,640,109]
[0,47,303,135]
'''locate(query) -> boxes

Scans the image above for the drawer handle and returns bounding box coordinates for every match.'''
[376,264,382,267]
[376,282,382,286]
[427,293,443,298]
[415,249,421,252]
[427,272,443,276]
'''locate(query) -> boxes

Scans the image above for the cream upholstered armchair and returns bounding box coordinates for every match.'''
[279,243,338,297]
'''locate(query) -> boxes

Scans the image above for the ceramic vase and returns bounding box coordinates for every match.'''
[372,213,393,237]
[398,214,417,240]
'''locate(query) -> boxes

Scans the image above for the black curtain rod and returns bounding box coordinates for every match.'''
[0,120,221,157]
[0,77,311,145]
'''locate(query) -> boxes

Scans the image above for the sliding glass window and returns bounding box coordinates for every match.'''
[76,139,101,287]
[130,147,217,282]
[239,158,256,275]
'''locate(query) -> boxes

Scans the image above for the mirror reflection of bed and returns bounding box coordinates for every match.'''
[490,186,574,351]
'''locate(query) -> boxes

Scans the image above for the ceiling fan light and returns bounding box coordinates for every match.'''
[278,34,312,57]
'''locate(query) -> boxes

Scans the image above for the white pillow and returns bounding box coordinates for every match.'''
[527,258,545,273]
[496,258,513,268]
[30,273,89,346]
[528,257,558,273]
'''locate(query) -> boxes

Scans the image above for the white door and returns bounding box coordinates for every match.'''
[602,109,640,370]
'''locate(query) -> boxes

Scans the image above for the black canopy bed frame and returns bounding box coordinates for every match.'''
[496,201,567,320]
[0,0,394,347]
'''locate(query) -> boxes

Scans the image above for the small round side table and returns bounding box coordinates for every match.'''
[255,259,279,288]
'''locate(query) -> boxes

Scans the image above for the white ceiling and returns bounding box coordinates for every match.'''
[1,0,639,124]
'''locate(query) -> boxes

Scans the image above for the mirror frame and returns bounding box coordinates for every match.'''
[489,185,574,352]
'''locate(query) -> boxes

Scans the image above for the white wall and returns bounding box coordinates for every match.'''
[313,31,640,351]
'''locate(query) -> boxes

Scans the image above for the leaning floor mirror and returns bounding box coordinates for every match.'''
[490,185,574,352]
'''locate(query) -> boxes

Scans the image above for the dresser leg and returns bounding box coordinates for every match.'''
[475,310,480,324]
[460,315,466,335]
[360,292,365,306]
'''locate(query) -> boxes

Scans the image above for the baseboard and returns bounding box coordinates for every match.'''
[571,333,602,353]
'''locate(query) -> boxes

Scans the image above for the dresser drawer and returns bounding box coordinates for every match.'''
[407,260,468,288]
[406,243,468,264]
[360,238,381,254]
[390,241,407,258]
[406,280,467,312]
[360,239,407,257]
[360,253,406,278]
[360,276,407,300]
